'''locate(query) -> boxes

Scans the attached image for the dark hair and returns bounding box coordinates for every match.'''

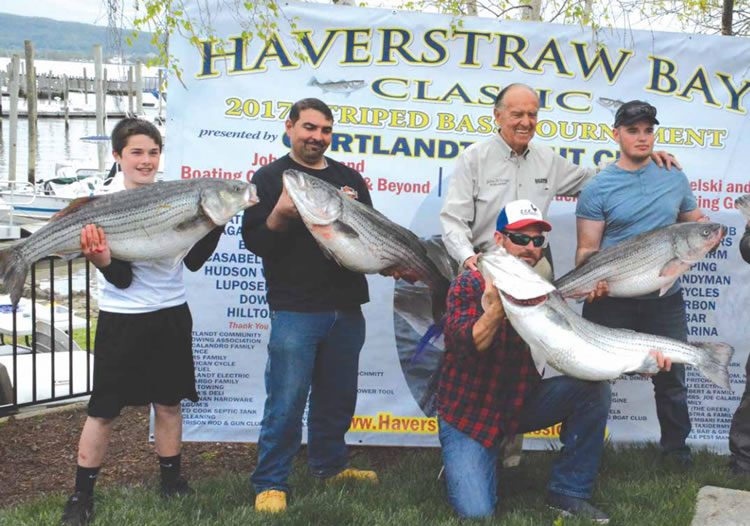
[494,83,539,109]
[111,118,163,155]
[288,98,334,124]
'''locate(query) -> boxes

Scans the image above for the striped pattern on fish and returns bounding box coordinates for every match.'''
[554,222,725,299]
[283,168,450,321]
[501,292,733,390]
[0,179,258,306]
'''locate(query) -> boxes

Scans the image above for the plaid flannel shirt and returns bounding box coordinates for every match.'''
[437,269,541,448]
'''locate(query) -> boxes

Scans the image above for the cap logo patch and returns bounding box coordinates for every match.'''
[341,186,358,199]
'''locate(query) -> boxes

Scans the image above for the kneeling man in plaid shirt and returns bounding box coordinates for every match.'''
[436,199,611,523]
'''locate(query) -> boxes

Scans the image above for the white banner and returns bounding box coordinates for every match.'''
[167,2,750,451]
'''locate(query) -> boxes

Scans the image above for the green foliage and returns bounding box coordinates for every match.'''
[1,444,749,525]
[115,0,300,87]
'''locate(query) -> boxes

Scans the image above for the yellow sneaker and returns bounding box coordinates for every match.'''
[254,490,287,513]
[328,468,378,484]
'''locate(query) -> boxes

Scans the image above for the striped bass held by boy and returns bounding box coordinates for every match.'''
[282,168,451,322]
[0,178,259,307]
[553,222,726,299]
[479,246,734,390]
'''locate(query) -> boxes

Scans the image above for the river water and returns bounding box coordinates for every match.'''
[0,118,120,181]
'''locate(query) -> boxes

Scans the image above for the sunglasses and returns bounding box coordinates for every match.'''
[503,231,548,248]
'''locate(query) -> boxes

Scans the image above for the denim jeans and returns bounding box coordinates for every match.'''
[439,377,611,518]
[582,291,691,456]
[250,309,366,494]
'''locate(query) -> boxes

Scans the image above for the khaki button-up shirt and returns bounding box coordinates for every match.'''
[440,133,596,265]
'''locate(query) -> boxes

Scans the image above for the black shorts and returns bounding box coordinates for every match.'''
[88,303,199,418]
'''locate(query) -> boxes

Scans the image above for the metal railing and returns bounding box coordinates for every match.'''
[0,256,93,416]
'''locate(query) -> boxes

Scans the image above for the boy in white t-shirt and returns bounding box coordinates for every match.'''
[61,118,223,526]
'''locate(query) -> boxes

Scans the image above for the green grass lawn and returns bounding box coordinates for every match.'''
[1,443,748,525]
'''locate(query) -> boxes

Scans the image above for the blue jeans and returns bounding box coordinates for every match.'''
[582,291,691,456]
[439,377,611,518]
[250,309,366,494]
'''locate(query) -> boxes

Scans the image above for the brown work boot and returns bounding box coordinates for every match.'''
[254,489,287,513]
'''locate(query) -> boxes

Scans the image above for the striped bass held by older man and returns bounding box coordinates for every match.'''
[0,179,258,307]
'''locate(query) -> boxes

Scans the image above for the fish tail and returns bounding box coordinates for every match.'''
[693,342,734,390]
[0,244,29,308]
[308,76,318,87]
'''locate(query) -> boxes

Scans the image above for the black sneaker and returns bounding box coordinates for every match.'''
[61,491,94,526]
[160,476,195,498]
[546,492,610,524]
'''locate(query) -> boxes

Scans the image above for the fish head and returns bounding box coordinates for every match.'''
[282,169,343,225]
[673,222,726,263]
[477,245,556,301]
[200,180,259,225]
[736,194,750,221]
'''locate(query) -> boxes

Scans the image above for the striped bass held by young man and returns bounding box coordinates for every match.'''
[0,178,258,307]
[554,222,726,299]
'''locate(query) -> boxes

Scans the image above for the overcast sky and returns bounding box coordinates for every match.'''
[0,0,135,26]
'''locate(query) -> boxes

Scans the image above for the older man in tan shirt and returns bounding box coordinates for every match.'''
[440,83,677,272]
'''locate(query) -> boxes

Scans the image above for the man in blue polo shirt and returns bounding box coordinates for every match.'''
[574,100,709,466]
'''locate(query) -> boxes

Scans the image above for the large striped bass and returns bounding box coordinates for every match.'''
[283,168,450,322]
[479,247,733,390]
[0,179,258,307]
[554,222,726,299]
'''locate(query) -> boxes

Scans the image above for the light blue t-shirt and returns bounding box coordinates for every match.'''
[576,159,698,297]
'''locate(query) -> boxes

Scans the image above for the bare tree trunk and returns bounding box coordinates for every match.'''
[584,0,593,24]
[466,0,478,16]
[722,0,734,35]
[522,0,542,21]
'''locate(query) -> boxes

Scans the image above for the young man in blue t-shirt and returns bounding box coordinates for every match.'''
[574,100,709,466]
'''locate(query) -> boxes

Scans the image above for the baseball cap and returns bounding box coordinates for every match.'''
[496,199,551,232]
[614,100,659,128]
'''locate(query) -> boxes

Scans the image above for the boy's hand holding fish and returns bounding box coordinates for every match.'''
[80,224,111,268]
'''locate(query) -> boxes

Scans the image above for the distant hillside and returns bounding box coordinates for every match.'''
[0,13,157,61]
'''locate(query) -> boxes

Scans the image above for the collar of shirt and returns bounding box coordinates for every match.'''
[494,132,532,161]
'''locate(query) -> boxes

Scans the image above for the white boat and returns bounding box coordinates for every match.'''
[0,162,112,223]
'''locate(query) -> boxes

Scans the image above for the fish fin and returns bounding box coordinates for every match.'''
[175,214,211,232]
[658,280,679,296]
[0,244,30,308]
[332,220,359,238]
[165,245,194,269]
[418,237,459,281]
[51,196,99,220]
[56,252,82,262]
[527,345,547,375]
[659,257,691,278]
[692,342,734,390]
